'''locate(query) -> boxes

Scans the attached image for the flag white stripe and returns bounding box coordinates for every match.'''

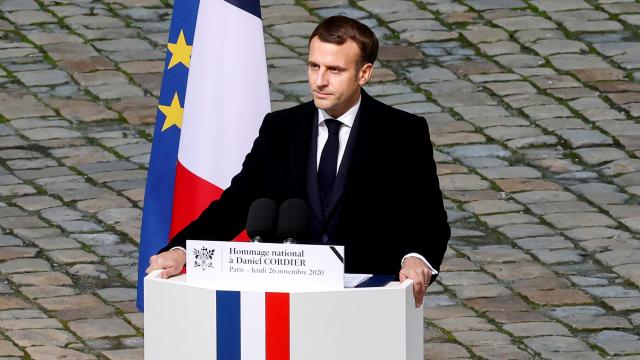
[241,291,266,359]
[179,0,270,188]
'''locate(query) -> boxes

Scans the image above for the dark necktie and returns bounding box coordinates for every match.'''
[317,119,341,203]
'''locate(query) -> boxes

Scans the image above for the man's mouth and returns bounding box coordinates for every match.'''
[313,90,332,98]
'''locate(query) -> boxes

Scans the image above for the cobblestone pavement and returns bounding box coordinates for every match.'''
[1,0,640,358]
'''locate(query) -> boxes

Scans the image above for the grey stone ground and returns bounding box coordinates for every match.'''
[0,0,639,358]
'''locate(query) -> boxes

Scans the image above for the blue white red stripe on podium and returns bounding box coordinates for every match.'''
[216,291,290,360]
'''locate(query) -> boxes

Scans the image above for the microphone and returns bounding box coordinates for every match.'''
[246,198,278,243]
[278,199,309,244]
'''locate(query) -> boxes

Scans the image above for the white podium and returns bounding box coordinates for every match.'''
[144,271,423,360]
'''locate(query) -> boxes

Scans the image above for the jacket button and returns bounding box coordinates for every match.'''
[321,235,329,243]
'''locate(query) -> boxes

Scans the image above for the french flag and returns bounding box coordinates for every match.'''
[137,0,270,311]
[217,291,290,360]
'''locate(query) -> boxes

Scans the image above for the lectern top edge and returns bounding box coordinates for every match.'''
[146,270,412,293]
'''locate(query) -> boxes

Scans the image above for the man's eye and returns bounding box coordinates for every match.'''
[309,64,319,70]
[329,68,340,73]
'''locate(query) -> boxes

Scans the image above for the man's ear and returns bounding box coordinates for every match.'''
[358,63,373,86]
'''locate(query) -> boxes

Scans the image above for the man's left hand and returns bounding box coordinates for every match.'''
[399,257,433,308]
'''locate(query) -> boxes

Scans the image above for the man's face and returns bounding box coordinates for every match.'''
[307,37,373,118]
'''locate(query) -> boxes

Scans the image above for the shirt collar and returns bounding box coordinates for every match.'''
[317,96,361,128]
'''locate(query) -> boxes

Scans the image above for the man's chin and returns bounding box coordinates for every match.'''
[312,98,333,111]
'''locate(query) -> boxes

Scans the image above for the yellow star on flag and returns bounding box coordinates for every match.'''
[158,92,184,131]
[167,30,192,69]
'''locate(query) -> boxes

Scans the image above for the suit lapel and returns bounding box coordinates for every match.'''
[323,101,361,218]
[290,102,323,221]
[345,90,382,174]
[325,90,382,221]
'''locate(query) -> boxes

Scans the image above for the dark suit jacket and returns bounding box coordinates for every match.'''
[163,90,450,278]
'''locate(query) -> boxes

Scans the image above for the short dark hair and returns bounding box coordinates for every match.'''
[309,16,379,68]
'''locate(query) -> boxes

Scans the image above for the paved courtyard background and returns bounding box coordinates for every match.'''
[1,0,640,358]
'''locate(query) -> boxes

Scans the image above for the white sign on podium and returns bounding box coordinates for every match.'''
[186,240,345,291]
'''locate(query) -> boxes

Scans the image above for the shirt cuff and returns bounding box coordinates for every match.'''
[402,253,438,275]
[169,246,187,253]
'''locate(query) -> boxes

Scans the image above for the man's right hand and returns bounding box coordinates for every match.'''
[146,248,186,279]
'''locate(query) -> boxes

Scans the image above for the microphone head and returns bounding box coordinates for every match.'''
[246,198,278,240]
[278,199,309,241]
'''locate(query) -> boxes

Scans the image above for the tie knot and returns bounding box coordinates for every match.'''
[324,119,341,136]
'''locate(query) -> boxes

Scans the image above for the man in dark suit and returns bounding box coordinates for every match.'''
[146,16,450,307]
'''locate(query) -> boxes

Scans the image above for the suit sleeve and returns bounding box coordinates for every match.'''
[396,117,450,281]
[160,113,277,252]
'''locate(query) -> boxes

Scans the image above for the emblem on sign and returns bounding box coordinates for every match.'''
[193,246,216,271]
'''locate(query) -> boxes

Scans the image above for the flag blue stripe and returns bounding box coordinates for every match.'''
[217,291,241,359]
[224,0,261,19]
[136,0,201,312]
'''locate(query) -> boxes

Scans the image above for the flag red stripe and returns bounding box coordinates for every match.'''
[235,229,250,242]
[265,292,290,360]
[170,161,250,242]
[170,161,223,238]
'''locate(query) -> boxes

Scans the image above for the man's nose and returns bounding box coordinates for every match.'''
[315,69,328,87]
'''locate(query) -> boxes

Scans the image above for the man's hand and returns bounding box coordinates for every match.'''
[146,248,186,279]
[399,257,433,308]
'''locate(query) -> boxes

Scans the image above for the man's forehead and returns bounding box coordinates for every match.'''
[308,37,360,65]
